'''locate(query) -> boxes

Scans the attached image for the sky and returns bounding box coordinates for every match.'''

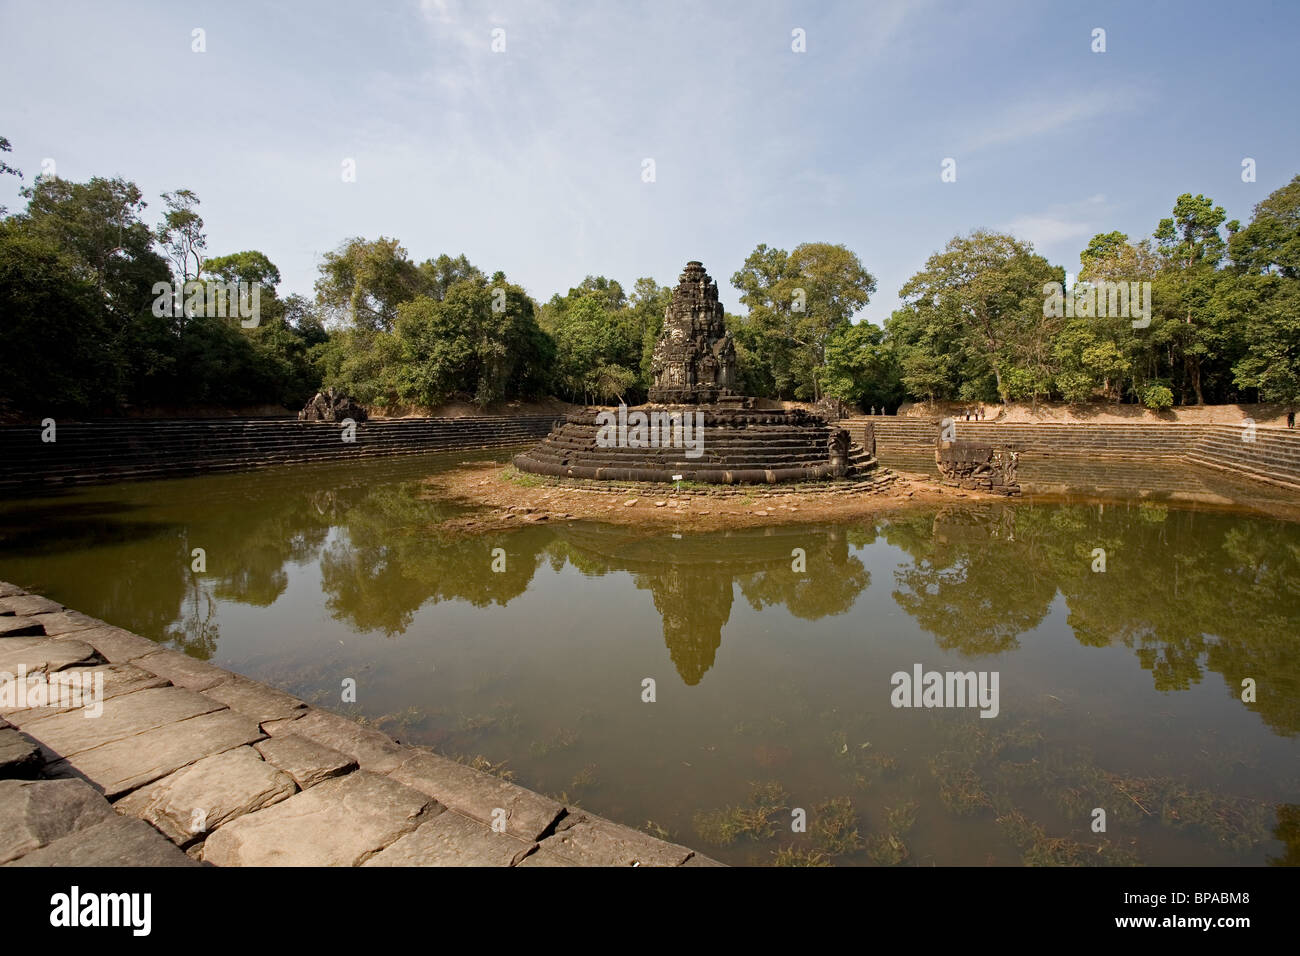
[1,0,1297,323]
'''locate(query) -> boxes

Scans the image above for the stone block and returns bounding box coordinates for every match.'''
[388,750,564,842]
[114,746,297,845]
[0,727,42,778]
[46,709,264,798]
[0,637,99,676]
[200,771,438,866]
[362,810,534,866]
[202,675,306,723]
[134,649,231,691]
[21,686,224,758]
[262,708,408,773]
[64,626,162,663]
[0,617,45,638]
[2,663,170,724]
[0,595,62,616]
[254,734,356,789]
[0,778,116,863]
[5,815,196,867]
[532,812,694,867]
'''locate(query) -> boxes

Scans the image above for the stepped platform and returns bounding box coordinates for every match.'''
[0,416,558,492]
[847,418,1300,493]
[513,407,876,484]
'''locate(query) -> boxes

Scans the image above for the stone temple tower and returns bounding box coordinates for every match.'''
[648,261,738,404]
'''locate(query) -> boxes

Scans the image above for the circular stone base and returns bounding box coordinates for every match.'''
[513,405,873,484]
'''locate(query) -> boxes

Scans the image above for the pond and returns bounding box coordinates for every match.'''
[1,449,1297,866]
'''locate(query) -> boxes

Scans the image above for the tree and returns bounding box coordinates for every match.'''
[417,253,483,300]
[897,230,1059,403]
[314,237,421,332]
[157,189,206,282]
[731,242,876,401]
[0,135,21,216]
[1229,176,1300,404]
[205,250,281,288]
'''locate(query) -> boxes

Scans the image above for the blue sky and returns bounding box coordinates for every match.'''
[1,0,1296,323]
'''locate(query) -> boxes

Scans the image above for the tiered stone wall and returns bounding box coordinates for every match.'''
[0,416,558,491]
[842,419,1300,491]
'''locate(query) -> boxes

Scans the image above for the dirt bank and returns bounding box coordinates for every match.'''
[422,462,1002,535]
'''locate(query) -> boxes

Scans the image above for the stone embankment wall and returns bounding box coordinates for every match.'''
[0,582,718,867]
[0,416,559,491]
[841,419,1300,491]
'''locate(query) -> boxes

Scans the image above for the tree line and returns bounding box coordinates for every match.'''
[2,133,1297,419]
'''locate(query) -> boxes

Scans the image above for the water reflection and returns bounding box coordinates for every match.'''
[1,454,1297,736]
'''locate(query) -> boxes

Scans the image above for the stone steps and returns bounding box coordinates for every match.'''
[0,417,558,490]
[847,418,1300,492]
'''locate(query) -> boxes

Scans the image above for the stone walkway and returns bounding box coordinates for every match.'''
[0,582,719,867]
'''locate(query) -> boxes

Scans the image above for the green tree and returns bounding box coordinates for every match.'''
[315,236,422,332]
[731,242,876,401]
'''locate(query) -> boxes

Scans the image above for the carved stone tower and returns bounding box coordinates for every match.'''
[648,261,738,404]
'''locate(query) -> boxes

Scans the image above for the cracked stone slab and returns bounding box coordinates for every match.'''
[114,746,297,845]
[30,609,103,636]
[0,582,26,599]
[362,810,535,866]
[530,813,694,867]
[0,778,116,863]
[0,637,99,677]
[21,685,225,759]
[0,617,45,638]
[61,626,162,663]
[0,595,62,616]
[262,708,408,773]
[5,815,196,867]
[134,649,231,691]
[201,770,439,866]
[389,750,564,842]
[2,663,170,723]
[203,675,306,723]
[254,734,356,789]
[0,728,43,778]
[46,709,264,798]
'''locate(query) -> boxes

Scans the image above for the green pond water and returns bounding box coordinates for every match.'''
[1,449,1297,866]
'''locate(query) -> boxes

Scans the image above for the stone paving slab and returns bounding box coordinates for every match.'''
[0,616,45,638]
[0,582,25,599]
[0,778,117,863]
[262,708,408,773]
[134,648,231,691]
[5,814,196,867]
[362,809,535,866]
[0,595,62,616]
[21,685,224,758]
[28,609,104,636]
[2,663,170,724]
[254,734,356,789]
[57,625,162,662]
[203,674,306,723]
[389,750,565,842]
[114,746,297,845]
[0,637,99,676]
[46,709,264,798]
[201,770,439,866]
[0,727,43,778]
[530,812,695,867]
